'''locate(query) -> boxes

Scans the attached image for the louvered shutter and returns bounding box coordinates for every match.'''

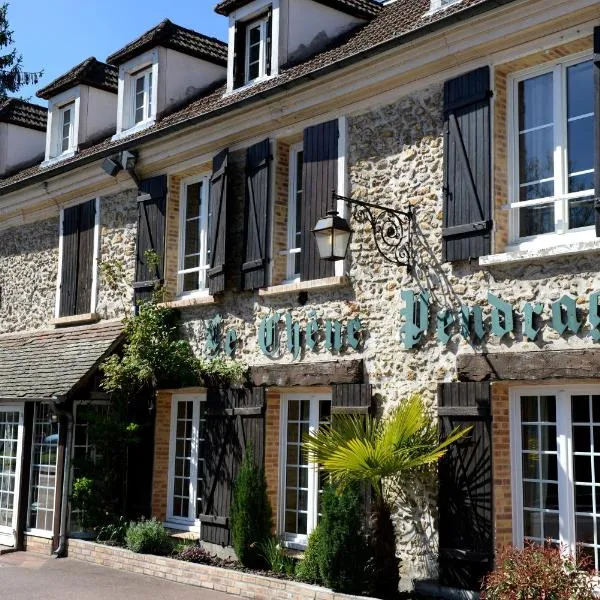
[265,8,273,76]
[442,67,492,262]
[233,22,246,89]
[300,119,338,282]
[594,27,600,235]
[242,139,271,291]
[134,175,167,304]
[438,382,493,591]
[332,383,372,415]
[200,387,265,546]
[208,149,229,295]
[59,199,96,317]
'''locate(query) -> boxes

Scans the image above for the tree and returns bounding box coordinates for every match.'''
[304,395,470,599]
[0,3,42,100]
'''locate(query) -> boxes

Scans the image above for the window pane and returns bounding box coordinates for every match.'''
[519,205,554,238]
[519,73,553,130]
[186,183,201,220]
[567,61,593,120]
[171,400,193,520]
[185,219,200,257]
[567,118,594,176]
[249,24,261,46]
[519,127,554,186]
[521,396,538,423]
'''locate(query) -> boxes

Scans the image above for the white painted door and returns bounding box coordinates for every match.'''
[0,405,24,547]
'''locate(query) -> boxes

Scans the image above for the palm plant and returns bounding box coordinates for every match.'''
[304,394,470,598]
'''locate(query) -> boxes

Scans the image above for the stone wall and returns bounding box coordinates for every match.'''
[0,216,59,334]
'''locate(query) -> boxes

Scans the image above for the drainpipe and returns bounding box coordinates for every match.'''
[52,398,73,558]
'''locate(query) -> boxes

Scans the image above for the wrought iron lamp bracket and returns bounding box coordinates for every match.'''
[332,192,414,271]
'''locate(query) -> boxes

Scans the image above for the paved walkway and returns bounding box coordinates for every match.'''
[0,551,236,600]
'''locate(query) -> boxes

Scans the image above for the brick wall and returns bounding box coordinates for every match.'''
[151,390,172,521]
[265,391,281,528]
[24,534,53,555]
[492,36,593,253]
[67,538,375,600]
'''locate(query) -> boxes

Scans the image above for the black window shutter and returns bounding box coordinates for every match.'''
[134,175,167,304]
[442,67,492,262]
[59,199,96,317]
[233,21,246,89]
[242,139,271,291]
[594,27,600,235]
[265,8,273,76]
[332,383,372,414]
[208,149,229,295]
[300,119,338,282]
[438,382,493,591]
[200,387,265,546]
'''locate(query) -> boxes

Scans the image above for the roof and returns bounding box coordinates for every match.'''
[0,320,123,399]
[37,57,118,100]
[214,0,383,19]
[0,98,47,132]
[0,0,517,194]
[107,19,228,67]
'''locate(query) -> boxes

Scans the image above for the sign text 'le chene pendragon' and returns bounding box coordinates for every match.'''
[400,290,600,350]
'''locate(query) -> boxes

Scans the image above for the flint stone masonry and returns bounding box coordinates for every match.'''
[0,216,59,334]
[66,539,377,600]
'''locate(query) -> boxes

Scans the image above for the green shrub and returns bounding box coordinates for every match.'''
[482,541,596,599]
[318,484,368,594]
[125,518,173,555]
[258,536,296,576]
[96,516,128,546]
[230,446,273,568]
[295,525,324,584]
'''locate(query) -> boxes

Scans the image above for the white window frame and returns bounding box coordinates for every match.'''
[508,51,595,251]
[244,16,269,85]
[26,402,59,538]
[510,384,600,561]
[177,175,210,298]
[132,67,153,126]
[54,198,101,319]
[166,393,206,531]
[279,392,331,549]
[284,142,303,283]
[58,103,75,155]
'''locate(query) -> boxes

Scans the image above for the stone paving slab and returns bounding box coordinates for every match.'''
[0,551,236,600]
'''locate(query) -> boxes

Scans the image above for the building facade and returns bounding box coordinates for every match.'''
[0,0,599,593]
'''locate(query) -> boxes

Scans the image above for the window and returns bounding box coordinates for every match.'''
[280,394,331,547]
[178,177,210,296]
[285,144,303,282]
[27,403,59,534]
[510,56,595,246]
[59,103,74,154]
[512,387,600,568]
[245,16,268,84]
[133,69,153,125]
[167,394,206,526]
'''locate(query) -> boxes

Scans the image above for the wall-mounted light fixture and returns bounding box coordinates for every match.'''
[313,191,414,271]
[101,150,139,188]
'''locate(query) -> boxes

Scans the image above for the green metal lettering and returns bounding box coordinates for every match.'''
[258,312,281,357]
[551,295,581,335]
[436,309,455,345]
[488,293,514,339]
[460,305,485,342]
[325,320,342,353]
[306,311,319,352]
[589,292,600,341]
[400,290,429,349]
[346,318,362,350]
[225,329,237,358]
[522,302,543,341]
[205,314,223,355]
[285,312,301,360]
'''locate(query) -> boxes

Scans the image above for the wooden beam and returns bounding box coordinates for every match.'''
[457,349,600,381]
[250,360,363,387]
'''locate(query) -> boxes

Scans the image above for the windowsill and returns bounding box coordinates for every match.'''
[52,312,100,328]
[226,73,274,96]
[41,149,77,168]
[159,294,217,309]
[112,118,156,141]
[480,239,600,266]
[258,276,349,297]
[163,521,199,534]
[25,529,54,540]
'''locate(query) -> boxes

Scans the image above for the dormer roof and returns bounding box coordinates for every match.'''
[106,19,228,67]
[214,0,383,19]
[36,57,118,100]
[0,98,47,132]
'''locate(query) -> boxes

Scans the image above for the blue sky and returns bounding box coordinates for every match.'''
[9,1,229,104]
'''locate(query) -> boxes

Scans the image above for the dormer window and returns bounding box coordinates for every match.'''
[245,16,269,84]
[59,103,74,153]
[133,68,153,125]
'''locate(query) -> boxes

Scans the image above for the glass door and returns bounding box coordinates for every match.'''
[0,404,24,547]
